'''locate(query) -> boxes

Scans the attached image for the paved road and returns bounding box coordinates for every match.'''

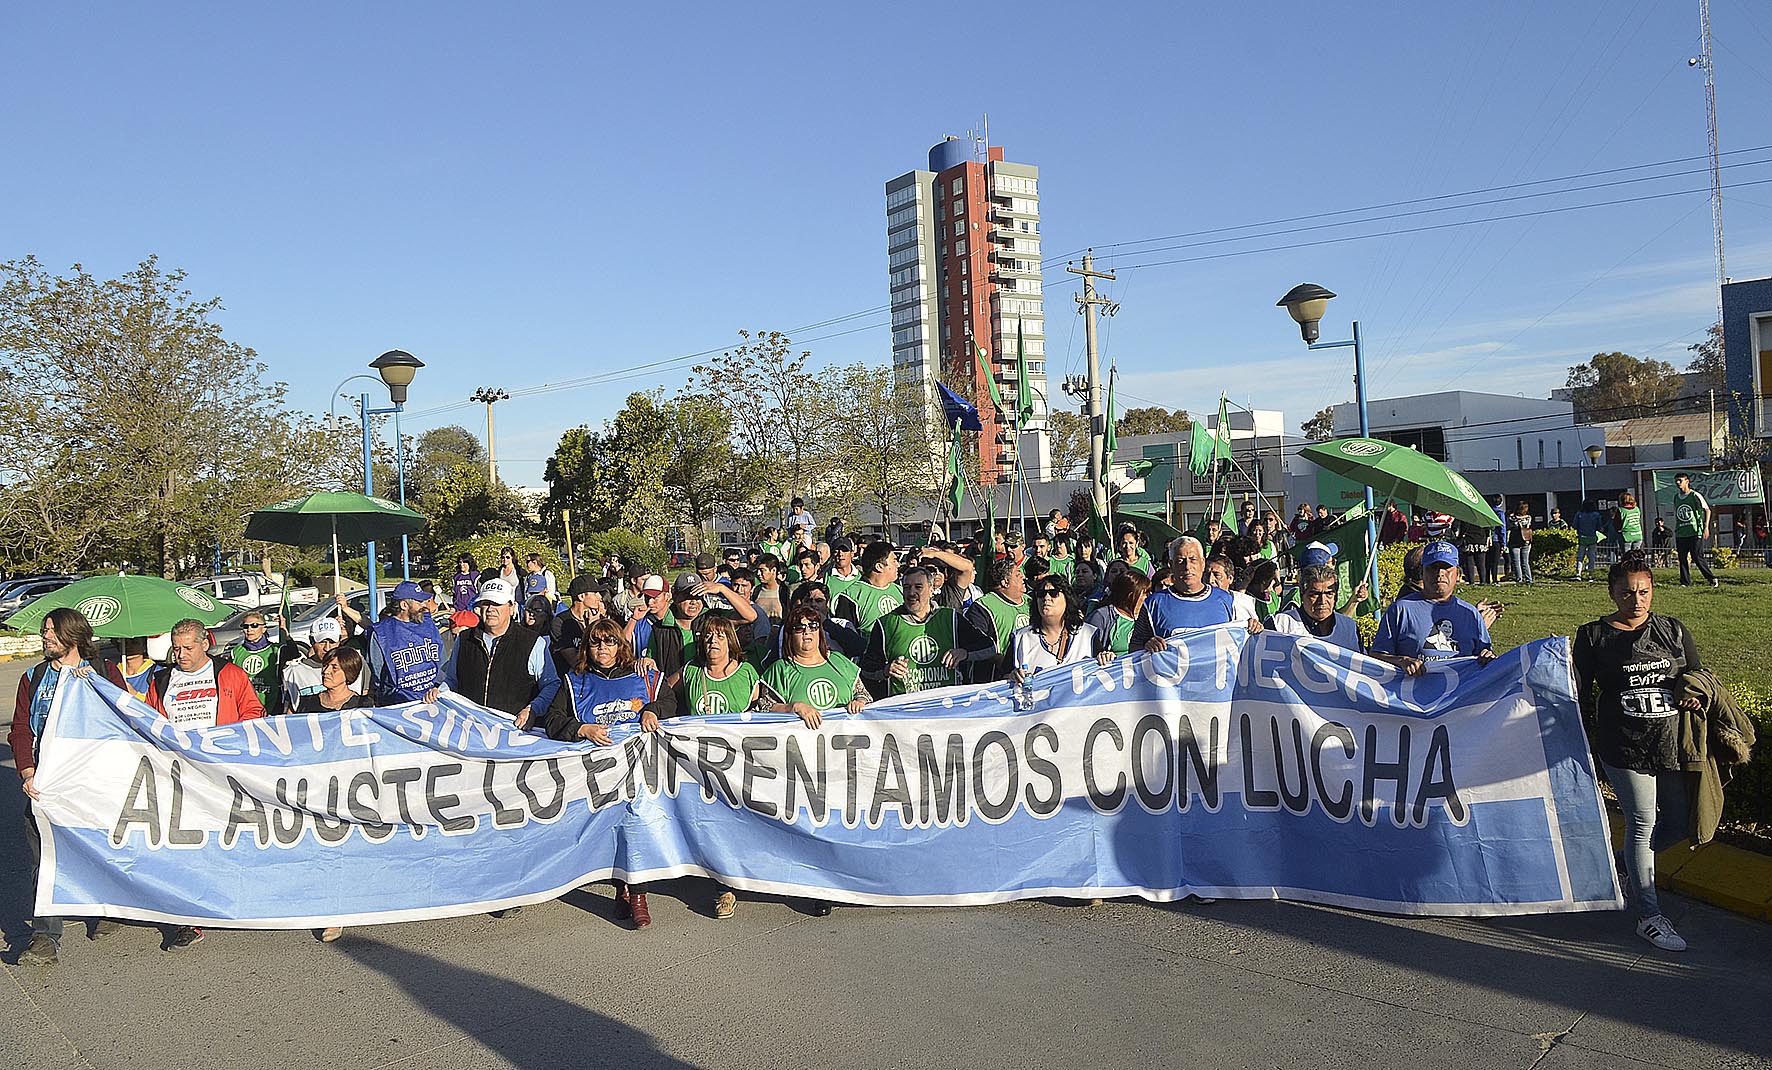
[1,659,1767,1070]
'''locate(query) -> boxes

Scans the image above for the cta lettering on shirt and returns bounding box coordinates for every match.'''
[1621,657,1677,718]
[163,661,221,726]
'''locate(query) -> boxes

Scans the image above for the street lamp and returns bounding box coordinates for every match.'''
[1277,283,1378,602]
[333,351,425,612]
[1580,442,1605,502]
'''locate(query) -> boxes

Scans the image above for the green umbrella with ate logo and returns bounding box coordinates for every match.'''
[1298,437,1499,530]
[5,574,232,638]
[245,491,428,587]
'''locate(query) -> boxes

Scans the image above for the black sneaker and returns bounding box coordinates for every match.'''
[19,934,57,966]
[489,906,524,919]
[165,925,204,950]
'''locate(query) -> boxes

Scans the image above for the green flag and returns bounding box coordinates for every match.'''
[1104,371,1117,470]
[975,339,1005,414]
[1213,396,1232,485]
[1188,420,1214,478]
[1293,505,1380,617]
[975,485,996,578]
[946,420,965,514]
[1015,320,1033,429]
[1219,496,1238,533]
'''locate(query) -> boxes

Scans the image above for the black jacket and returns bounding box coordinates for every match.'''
[452,622,544,715]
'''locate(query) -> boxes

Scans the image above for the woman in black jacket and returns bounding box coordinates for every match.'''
[1571,552,1702,953]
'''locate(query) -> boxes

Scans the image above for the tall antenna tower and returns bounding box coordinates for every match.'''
[1695,0,1726,326]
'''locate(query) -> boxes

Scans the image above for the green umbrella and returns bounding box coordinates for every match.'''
[1115,506,1185,548]
[1298,437,1497,529]
[5,574,232,637]
[245,491,428,586]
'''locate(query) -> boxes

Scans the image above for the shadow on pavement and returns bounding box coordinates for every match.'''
[1145,894,1772,1061]
[339,936,702,1070]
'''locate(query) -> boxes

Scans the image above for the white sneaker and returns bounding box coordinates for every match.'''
[1636,914,1687,952]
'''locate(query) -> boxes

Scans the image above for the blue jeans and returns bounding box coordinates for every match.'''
[1577,542,1600,574]
[1601,760,1690,918]
[1509,546,1532,584]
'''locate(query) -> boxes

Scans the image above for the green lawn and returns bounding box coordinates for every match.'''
[1461,567,1772,695]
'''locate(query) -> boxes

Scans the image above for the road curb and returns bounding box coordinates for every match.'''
[1608,811,1772,921]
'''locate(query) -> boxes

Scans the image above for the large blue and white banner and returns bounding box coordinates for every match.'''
[31,629,1622,926]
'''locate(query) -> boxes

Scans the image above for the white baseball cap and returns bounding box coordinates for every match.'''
[640,574,667,596]
[311,618,344,642]
[476,578,517,606]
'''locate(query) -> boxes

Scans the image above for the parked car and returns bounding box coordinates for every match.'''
[0,574,82,620]
[187,572,320,612]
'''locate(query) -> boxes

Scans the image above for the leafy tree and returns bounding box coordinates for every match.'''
[1301,405,1336,441]
[691,330,828,514]
[1046,409,1090,481]
[1687,322,1726,391]
[410,425,485,499]
[659,394,753,549]
[542,392,672,545]
[1115,405,1191,438]
[418,461,530,546]
[0,256,338,576]
[1564,351,1683,422]
[825,364,940,530]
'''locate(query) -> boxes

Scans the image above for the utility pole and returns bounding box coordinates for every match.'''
[1709,387,1718,469]
[1069,253,1117,527]
[471,387,510,484]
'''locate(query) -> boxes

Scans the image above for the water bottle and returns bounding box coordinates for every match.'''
[1012,668,1033,711]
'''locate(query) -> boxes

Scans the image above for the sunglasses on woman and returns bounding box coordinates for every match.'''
[792,620,823,633]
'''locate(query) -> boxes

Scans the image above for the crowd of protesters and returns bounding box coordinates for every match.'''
[11,488,1755,963]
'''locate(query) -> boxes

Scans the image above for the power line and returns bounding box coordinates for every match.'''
[1078,144,1772,255]
[1109,176,1772,273]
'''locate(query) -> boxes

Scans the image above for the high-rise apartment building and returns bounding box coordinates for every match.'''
[886,136,1046,484]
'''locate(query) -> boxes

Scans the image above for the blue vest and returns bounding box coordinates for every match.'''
[564,671,651,725]
[372,615,445,702]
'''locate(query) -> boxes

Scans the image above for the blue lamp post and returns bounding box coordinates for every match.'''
[1279,284,1379,602]
[329,351,424,615]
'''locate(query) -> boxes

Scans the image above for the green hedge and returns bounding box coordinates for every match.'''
[580,527,666,577]
[1723,684,1772,832]
[1530,528,1577,574]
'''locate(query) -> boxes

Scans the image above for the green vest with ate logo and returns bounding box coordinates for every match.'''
[878,607,959,695]
[764,652,860,711]
[684,661,759,716]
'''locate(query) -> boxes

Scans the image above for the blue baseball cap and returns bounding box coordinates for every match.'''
[392,580,428,602]
[1299,541,1338,568]
[1422,541,1460,569]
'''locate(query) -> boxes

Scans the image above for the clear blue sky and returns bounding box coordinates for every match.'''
[9,3,1772,486]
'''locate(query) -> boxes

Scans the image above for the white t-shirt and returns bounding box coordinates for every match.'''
[1269,607,1363,653]
[161,660,221,727]
[1228,590,1261,625]
[1009,623,1101,674]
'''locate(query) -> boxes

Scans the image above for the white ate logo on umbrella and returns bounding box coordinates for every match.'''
[177,587,218,612]
[77,596,121,627]
[1338,440,1385,457]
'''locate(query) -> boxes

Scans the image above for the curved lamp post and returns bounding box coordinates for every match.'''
[356,350,425,609]
[1277,284,1378,601]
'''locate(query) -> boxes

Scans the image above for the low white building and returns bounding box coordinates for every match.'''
[1329,390,1598,473]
